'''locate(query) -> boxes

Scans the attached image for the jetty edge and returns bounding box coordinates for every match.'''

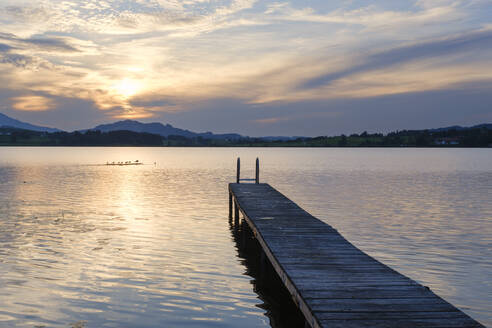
[228,158,485,328]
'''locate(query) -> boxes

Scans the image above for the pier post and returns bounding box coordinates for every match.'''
[236,157,240,183]
[240,221,247,251]
[255,157,259,184]
[228,192,233,219]
[234,200,240,226]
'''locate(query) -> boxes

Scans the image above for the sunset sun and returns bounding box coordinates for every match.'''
[113,78,141,98]
[0,0,490,327]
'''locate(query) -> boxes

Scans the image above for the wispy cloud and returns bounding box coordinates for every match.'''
[264,1,464,31]
[0,0,490,130]
[0,43,12,52]
[0,32,83,53]
[11,95,54,111]
[254,116,290,124]
[299,28,492,91]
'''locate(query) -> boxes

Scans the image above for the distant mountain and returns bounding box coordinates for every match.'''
[91,120,243,140]
[2,110,490,142]
[429,123,492,132]
[0,112,61,132]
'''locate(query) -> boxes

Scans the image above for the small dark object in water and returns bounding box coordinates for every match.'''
[105,160,143,166]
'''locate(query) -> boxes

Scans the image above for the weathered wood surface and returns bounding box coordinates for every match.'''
[229,183,484,328]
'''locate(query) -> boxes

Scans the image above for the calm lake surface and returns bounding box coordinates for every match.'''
[0,147,490,327]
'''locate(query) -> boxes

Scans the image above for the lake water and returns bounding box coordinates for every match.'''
[0,147,490,327]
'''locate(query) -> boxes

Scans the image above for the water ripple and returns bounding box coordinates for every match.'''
[0,147,490,327]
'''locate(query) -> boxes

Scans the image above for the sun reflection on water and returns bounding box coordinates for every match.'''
[0,147,490,327]
[0,153,268,328]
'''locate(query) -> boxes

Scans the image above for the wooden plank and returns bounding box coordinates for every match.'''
[228,183,484,328]
[294,281,421,290]
[316,310,466,320]
[317,318,482,328]
[307,297,454,312]
[301,286,436,299]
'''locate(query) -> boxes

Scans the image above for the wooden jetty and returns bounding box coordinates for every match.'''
[228,158,484,328]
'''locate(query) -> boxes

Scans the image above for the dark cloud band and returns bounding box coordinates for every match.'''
[299,29,492,90]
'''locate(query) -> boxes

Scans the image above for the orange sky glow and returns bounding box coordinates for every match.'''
[0,0,491,135]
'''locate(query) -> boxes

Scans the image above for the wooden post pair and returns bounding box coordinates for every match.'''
[236,157,259,184]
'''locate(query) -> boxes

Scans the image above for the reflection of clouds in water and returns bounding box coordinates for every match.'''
[0,147,490,327]
[0,151,266,327]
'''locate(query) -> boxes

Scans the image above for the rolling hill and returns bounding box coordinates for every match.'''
[0,112,61,132]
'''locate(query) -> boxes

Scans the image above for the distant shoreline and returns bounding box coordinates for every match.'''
[1,125,491,148]
[0,144,490,148]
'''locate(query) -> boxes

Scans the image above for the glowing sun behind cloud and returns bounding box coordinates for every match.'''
[0,0,491,134]
[112,78,141,98]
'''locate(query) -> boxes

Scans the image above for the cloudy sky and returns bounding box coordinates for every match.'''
[0,0,491,136]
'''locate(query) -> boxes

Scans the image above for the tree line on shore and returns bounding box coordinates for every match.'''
[0,126,491,147]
